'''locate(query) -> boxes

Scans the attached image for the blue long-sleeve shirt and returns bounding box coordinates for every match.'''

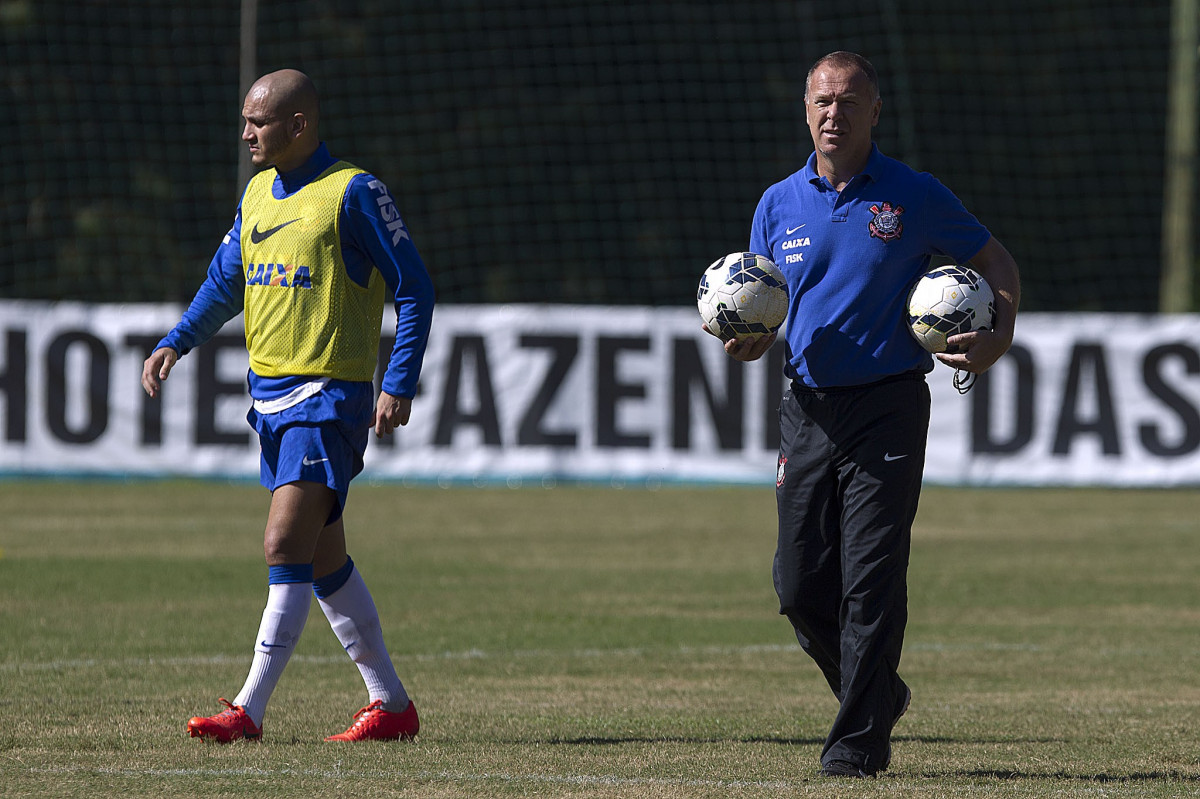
[158,143,435,401]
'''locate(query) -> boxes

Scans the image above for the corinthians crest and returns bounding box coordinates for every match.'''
[868,202,904,241]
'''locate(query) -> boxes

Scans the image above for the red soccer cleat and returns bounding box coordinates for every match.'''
[325,699,419,742]
[187,698,263,743]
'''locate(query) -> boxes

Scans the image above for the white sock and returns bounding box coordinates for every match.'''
[318,566,409,711]
[233,581,311,726]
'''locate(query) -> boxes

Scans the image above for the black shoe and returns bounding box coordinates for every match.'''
[820,759,872,778]
[824,688,912,779]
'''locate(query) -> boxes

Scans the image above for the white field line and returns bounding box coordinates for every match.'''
[0,640,1046,673]
[28,764,797,790]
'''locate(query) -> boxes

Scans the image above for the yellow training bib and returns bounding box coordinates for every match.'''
[241,161,385,381]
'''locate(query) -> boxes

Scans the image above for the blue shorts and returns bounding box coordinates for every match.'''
[246,382,373,524]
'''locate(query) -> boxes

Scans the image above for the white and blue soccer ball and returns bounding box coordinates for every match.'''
[906,264,995,353]
[697,252,788,340]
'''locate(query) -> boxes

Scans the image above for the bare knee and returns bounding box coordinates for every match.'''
[263,523,301,565]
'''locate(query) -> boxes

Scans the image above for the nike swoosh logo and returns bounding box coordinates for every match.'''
[785,224,806,234]
[249,218,301,244]
[883,453,908,462]
[260,640,289,649]
[302,456,330,467]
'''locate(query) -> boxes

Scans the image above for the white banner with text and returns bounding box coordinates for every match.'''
[1,301,1198,486]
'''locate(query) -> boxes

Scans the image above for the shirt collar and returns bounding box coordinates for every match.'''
[275,142,336,193]
[804,142,884,188]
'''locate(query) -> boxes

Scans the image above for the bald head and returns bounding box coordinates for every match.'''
[241,69,320,172]
[248,69,320,126]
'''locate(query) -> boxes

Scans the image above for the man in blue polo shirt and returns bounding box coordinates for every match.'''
[719,51,1020,777]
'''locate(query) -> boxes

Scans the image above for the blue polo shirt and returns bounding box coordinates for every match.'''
[750,144,990,389]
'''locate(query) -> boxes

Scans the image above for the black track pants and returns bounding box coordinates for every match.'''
[773,374,930,771]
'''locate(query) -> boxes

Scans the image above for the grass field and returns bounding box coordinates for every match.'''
[2,481,1199,798]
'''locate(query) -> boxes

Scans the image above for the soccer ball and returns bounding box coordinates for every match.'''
[906,264,995,353]
[697,252,788,340]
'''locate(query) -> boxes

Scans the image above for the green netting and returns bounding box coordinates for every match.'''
[0,0,1184,310]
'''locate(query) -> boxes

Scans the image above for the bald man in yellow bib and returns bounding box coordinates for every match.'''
[142,69,435,743]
